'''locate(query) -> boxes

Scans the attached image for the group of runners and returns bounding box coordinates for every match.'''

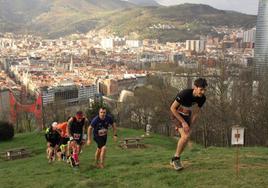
[45,107,117,168]
[45,78,208,171]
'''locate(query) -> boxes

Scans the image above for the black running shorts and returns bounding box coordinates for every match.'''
[171,113,191,128]
[60,137,69,145]
[94,136,107,149]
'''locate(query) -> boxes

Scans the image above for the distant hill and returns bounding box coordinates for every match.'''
[150,4,254,26]
[127,0,160,7]
[0,1,256,41]
[0,0,135,37]
[106,4,256,42]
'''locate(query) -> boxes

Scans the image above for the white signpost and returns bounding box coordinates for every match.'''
[146,124,152,136]
[231,125,245,177]
[231,126,245,145]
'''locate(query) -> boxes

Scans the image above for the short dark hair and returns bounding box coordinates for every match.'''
[194,78,208,88]
[76,111,83,116]
[99,107,107,111]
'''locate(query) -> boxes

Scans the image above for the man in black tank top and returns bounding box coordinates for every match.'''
[67,111,89,167]
[170,78,207,171]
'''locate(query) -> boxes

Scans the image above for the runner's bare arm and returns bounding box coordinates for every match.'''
[170,100,190,133]
[83,118,89,136]
[170,100,188,125]
[190,106,201,125]
[67,117,73,138]
[87,125,93,145]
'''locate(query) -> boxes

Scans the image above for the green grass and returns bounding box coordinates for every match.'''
[1,128,268,188]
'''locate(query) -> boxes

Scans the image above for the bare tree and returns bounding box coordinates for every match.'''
[118,76,176,136]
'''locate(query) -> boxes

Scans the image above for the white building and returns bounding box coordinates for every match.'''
[126,40,142,48]
[243,28,256,43]
[40,84,97,105]
[101,38,114,49]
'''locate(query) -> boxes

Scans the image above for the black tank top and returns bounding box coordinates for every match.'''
[70,117,85,134]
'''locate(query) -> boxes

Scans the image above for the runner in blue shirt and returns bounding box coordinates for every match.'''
[87,107,117,169]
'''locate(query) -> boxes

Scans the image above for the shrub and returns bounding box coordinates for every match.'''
[0,121,15,141]
[86,101,113,121]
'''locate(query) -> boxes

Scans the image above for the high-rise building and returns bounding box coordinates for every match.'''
[254,0,268,78]
[243,28,256,43]
[185,40,205,53]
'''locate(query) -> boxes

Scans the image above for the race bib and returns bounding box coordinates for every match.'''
[73,133,81,140]
[98,129,108,136]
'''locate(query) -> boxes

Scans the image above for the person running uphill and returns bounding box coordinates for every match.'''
[56,118,70,161]
[170,78,207,170]
[45,122,61,163]
[87,107,117,169]
[67,111,89,167]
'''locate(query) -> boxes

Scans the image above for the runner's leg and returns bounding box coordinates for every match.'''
[99,146,106,168]
[175,128,190,157]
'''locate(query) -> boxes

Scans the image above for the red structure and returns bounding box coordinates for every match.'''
[9,91,43,129]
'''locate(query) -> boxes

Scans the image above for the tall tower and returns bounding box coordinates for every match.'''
[254,0,268,79]
[69,55,73,72]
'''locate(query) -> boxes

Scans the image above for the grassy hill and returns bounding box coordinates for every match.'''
[0,1,256,41]
[0,0,135,37]
[1,128,267,188]
[106,4,256,42]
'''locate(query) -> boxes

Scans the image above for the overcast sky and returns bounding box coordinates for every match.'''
[157,0,259,15]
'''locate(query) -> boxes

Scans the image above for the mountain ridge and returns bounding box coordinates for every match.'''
[127,0,160,7]
[0,1,256,41]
